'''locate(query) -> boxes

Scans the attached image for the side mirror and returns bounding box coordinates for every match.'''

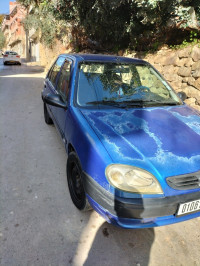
[177,91,187,101]
[42,93,67,109]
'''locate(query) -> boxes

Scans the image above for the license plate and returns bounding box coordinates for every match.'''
[177,199,200,216]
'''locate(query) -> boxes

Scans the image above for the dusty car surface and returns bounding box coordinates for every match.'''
[3,51,21,65]
[42,54,200,228]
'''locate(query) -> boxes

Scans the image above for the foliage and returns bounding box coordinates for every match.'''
[17,0,200,51]
[17,0,42,8]
[0,30,5,49]
[0,14,5,24]
[21,2,57,48]
[170,31,200,49]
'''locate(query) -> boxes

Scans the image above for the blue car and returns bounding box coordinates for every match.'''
[42,54,200,228]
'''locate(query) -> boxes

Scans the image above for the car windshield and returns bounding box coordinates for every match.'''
[76,62,182,108]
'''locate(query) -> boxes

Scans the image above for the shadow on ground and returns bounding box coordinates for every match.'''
[71,211,154,266]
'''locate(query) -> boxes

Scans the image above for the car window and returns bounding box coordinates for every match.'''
[10,52,18,55]
[5,51,18,55]
[77,62,181,107]
[48,57,65,87]
[56,60,71,101]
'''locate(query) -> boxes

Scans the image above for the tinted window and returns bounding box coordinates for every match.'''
[56,60,71,101]
[48,57,65,87]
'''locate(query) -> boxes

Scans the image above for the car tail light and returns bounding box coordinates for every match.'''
[3,55,8,57]
[16,55,20,58]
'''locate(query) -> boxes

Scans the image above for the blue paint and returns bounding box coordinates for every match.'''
[134,108,200,157]
[82,105,200,181]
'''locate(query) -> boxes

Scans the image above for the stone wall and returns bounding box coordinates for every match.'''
[144,45,200,111]
[39,40,67,70]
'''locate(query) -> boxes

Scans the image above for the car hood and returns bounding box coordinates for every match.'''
[80,105,200,179]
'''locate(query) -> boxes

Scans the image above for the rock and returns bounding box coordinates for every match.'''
[195,78,200,90]
[187,86,200,102]
[191,61,200,71]
[177,67,191,77]
[154,55,166,65]
[176,58,188,67]
[164,73,180,82]
[146,57,155,66]
[191,46,200,62]
[153,63,163,73]
[180,86,190,95]
[162,65,178,74]
[163,54,180,66]
[182,77,188,83]
[184,58,193,67]
[187,77,200,90]
[170,81,182,91]
[187,77,196,87]
[192,69,200,78]
[185,98,196,105]
[178,47,191,58]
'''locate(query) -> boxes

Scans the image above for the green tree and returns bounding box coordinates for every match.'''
[17,0,200,51]
[47,0,200,50]
[0,31,5,49]
[0,14,5,24]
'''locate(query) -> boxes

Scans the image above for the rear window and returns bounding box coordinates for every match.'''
[5,51,18,55]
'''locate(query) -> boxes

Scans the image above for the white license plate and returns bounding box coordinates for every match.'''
[177,199,200,216]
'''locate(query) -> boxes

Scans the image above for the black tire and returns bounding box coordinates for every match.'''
[44,103,53,124]
[3,62,7,65]
[67,152,91,211]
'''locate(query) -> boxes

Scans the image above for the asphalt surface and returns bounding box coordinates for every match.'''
[0,59,200,266]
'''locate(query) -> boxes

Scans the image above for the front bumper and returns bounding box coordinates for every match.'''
[82,172,200,228]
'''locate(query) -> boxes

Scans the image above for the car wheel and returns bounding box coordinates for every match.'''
[44,103,53,124]
[67,152,91,211]
[3,62,7,65]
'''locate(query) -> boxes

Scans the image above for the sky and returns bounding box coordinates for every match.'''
[0,0,16,14]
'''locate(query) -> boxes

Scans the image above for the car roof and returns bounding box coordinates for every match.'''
[59,53,146,64]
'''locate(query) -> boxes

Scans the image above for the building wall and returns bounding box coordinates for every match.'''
[2,2,27,58]
[39,40,67,69]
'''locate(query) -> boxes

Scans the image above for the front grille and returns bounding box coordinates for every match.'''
[166,171,200,190]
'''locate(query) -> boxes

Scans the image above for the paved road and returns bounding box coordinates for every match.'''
[0,59,200,266]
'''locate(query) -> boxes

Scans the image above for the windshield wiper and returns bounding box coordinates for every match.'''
[120,100,148,107]
[86,100,127,109]
[86,99,179,109]
[145,100,179,106]
[122,99,179,107]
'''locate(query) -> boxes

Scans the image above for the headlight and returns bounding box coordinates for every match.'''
[105,164,163,194]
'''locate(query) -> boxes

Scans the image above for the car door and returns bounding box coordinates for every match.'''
[53,59,72,141]
[44,56,65,123]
